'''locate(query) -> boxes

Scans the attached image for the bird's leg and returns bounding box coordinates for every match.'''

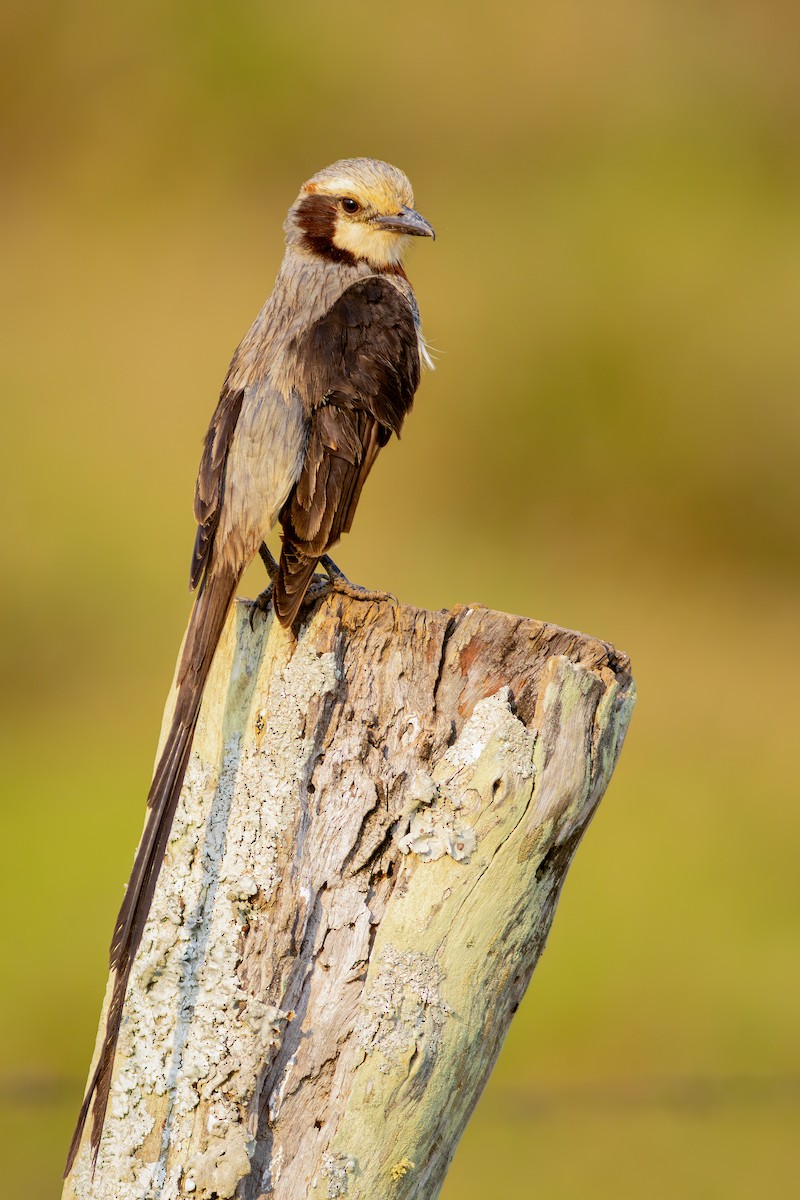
[318,555,398,606]
[259,543,280,580]
[247,543,280,629]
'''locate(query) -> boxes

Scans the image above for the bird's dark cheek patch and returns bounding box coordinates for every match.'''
[295,194,358,266]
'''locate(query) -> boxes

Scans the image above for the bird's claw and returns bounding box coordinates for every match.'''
[247,584,274,630]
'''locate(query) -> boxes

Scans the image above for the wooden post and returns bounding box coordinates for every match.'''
[63,595,635,1200]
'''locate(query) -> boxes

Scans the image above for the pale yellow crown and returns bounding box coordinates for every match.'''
[302,157,415,214]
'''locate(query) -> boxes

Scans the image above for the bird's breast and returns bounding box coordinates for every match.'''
[215,377,307,570]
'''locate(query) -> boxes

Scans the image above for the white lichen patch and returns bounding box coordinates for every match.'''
[70,632,337,1200]
[442,687,535,786]
[320,1150,357,1198]
[402,769,438,812]
[443,824,476,861]
[183,1129,252,1199]
[396,810,476,863]
[396,689,534,865]
[353,945,451,1072]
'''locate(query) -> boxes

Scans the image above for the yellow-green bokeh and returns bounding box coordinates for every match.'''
[2,1,799,1195]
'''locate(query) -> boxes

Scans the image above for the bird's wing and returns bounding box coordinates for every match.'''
[190,384,245,589]
[274,276,421,625]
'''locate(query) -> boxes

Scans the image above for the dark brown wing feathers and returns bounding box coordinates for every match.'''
[274,278,420,626]
[190,386,244,590]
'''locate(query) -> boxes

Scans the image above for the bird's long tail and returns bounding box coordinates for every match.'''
[65,562,239,1176]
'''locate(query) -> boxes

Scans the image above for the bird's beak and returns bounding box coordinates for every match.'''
[373,206,436,240]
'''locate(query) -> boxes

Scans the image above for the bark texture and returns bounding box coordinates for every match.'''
[63,594,635,1200]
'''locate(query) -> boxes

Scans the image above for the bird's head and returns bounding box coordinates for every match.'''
[286,157,435,271]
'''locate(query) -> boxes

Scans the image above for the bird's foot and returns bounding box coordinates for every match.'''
[247,583,274,630]
[319,555,398,607]
[301,575,335,608]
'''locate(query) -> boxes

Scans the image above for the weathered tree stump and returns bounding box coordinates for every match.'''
[63,595,635,1200]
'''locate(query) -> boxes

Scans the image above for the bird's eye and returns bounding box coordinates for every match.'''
[340,197,360,214]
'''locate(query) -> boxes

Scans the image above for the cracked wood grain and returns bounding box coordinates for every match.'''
[63,594,635,1200]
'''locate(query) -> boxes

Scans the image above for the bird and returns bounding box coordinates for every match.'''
[65,157,434,1175]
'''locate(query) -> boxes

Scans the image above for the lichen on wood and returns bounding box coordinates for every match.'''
[63,595,635,1200]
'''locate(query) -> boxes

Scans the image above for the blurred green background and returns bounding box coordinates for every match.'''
[2,1,799,1195]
